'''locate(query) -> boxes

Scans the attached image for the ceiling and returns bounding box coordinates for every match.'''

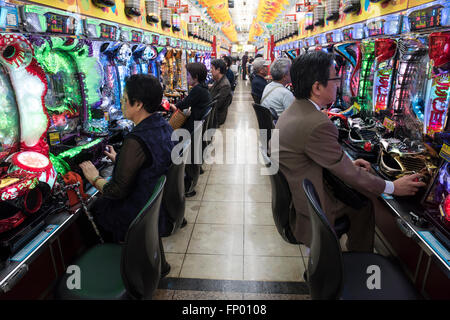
[185,0,296,43]
[229,0,259,33]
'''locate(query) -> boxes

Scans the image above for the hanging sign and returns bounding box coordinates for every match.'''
[164,0,180,9]
[190,15,201,23]
[285,14,297,22]
[177,5,189,14]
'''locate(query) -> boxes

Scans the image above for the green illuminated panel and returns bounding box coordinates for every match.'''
[358,40,376,114]
[57,138,103,159]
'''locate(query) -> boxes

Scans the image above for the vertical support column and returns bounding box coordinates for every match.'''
[211,35,217,59]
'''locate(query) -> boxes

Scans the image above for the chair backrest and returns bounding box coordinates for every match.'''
[251,92,261,104]
[302,179,344,300]
[121,176,166,300]
[187,120,203,188]
[162,139,191,234]
[252,103,274,152]
[261,153,299,244]
[201,106,212,136]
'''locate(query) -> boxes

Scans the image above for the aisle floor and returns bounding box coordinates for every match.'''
[155,80,310,300]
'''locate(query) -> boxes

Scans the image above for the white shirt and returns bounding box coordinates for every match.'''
[307,99,395,195]
[261,81,295,116]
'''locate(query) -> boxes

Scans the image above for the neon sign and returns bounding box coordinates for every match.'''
[425,74,450,136]
[374,68,392,112]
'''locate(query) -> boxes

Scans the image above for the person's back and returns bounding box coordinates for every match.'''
[250,58,269,103]
[180,83,211,133]
[175,62,212,133]
[260,58,294,116]
[83,75,175,243]
[210,59,232,126]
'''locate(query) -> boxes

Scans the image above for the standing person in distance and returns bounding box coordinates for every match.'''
[241,51,248,80]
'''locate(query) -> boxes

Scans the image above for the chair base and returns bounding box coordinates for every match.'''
[185,190,196,198]
[340,252,421,300]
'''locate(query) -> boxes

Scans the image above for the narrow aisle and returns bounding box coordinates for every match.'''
[156,80,310,300]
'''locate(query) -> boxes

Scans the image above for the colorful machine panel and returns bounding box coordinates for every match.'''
[373,38,397,116]
[0,68,19,162]
[333,41,362,112]
[391,37,430,140]
[20,4,82,35]
[358,40,376,114]
[31,37,84,139]
[424,32,450,137]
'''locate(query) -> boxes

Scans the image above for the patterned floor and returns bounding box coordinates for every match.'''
[155,79,310,300]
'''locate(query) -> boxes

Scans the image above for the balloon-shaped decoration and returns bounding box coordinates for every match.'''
[125,0,141,17]
[145,0,160,23]
[92,0,115,8]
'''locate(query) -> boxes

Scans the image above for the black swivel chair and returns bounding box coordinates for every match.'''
[57,176,166,300]
[161,139,191,236]
[216,94,233,127]
[252,103,274,155]
[302,179,421,300]
[251,92,261,104]
[185,120,204,197]
[261,152,349,245]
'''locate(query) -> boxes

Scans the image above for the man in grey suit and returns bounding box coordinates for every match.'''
[271,51,426,251]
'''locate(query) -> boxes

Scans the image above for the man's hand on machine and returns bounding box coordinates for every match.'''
[79,161,100,185]
[353,159,371,172]
[104,145,117,163]
[393,173,427,196]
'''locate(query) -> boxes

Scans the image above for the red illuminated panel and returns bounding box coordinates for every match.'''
[429,32,450,67]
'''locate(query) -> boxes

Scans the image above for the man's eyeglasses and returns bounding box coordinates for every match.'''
[328,77,341,81]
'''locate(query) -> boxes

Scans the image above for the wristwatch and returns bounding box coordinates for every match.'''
[93,175,103,187]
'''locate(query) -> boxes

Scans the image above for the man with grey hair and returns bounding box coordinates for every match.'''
[260,58,294,117]
[251,57,270,104]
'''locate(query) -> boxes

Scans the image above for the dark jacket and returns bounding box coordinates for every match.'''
[251,74,268,103]
[93,114,174,242]
[242,54,248,66]
[225,68,235,91]
[210,75,232,127]
[176,83,212,133]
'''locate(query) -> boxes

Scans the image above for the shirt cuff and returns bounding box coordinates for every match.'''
[384,180,395,194]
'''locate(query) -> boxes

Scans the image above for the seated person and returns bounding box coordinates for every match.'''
[261,58,294,118]
[251,58,270,104]
[80,74,174,275]
[172,62,212,133]
[271,51,426,252]
[210,59,232,127]
[223,55,236,92]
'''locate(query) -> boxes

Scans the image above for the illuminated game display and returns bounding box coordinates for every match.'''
[376,0,450,183]
[424,32,450,138]
[372,38,398,119]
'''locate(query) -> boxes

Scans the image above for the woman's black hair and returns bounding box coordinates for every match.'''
[186,62,208,83]
[222,55,232,68]
[290,51,333,99]
[211,59,227,74]
[125,74,163,113]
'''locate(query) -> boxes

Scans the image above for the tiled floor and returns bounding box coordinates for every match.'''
[158,80,309,300]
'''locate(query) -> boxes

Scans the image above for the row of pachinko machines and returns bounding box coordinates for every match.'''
[0,2,209,263]
[279,1,450,245]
